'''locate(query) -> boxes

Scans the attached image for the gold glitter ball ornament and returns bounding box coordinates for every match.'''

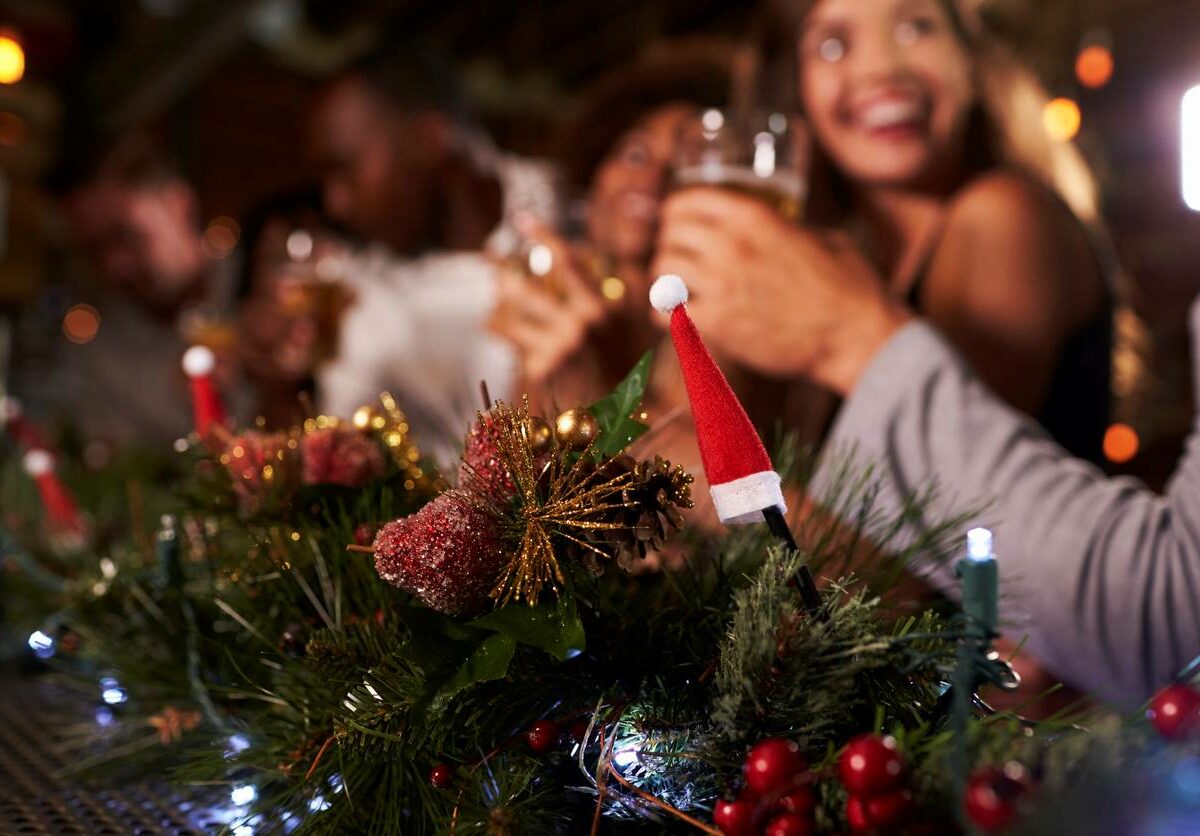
[524,415,554,454]
[554,408,599,450]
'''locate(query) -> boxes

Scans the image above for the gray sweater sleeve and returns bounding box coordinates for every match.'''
[819,301,1200,707]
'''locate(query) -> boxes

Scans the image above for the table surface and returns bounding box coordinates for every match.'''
[0,675,228,835]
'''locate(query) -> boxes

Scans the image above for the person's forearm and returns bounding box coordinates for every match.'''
[817,314,1200,707]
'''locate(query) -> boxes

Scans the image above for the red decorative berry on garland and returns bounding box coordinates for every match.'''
[459,413,516,498]
[764,812,812,836]
[569,719,590,743]
[429,763,456,789]
[712,797,757,836]
[964,763,1032,832]
[372,493,506,616]
[775,785,815,815]
[527,719,561,753]
[839,734,906,796]
[1147,683,1200,741]
[744,738,807,797]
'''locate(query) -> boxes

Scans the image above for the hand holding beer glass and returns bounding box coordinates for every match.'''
[671,108,808,222]
[654,109,901,386]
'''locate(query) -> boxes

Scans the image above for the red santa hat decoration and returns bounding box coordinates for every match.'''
[1,395,49,451]
[650,274,823,615]
[23,449,84,535]
[182,346,228,438]
[649,274,786,525]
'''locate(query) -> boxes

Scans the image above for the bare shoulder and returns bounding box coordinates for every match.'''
[942,171,1093,257]
[927,170,1103,323]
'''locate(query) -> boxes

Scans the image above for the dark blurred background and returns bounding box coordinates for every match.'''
[0,0,1198,484]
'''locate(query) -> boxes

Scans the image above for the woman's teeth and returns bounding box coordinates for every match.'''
[858,100,923,130]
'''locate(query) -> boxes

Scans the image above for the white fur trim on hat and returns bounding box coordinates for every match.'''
[649,274,689,313]
[709,471,787,525]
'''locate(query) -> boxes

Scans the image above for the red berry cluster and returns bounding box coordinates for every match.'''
[713,739,815,836]
[838,735,912,833]
[1147,682,1200,741]
[964,762,1033,833]
[429,717,566,792]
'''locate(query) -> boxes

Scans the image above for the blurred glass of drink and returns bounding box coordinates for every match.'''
[273,229,354,366]
[673,109,808,223]
[180,304,238,353]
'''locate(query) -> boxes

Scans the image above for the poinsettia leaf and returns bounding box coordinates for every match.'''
[589,350,654,457]
[432,633,517,705]
[468,596,586,661]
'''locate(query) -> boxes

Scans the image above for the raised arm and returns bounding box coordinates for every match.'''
[819,301,1200,707]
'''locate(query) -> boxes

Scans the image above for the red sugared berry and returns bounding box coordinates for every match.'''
[846,789,913,833]
[862,789,914,830]
[527,719,561,753]
[775,785,815,815]
[964,763,1031,833]
[847,796,871,832]
[839,734,906,796]
[713,797,757,836]
[744,738,807,797]
[428,763,455,789]
[764,812,812,836]
[1148,683,1200,741]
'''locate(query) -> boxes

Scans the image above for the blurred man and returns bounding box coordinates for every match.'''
[25,138,242,447]
[297,43,558,465]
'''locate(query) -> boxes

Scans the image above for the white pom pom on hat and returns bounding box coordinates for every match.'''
[649,274,689,314]
[182,345,216,377]
[23,449,54,477]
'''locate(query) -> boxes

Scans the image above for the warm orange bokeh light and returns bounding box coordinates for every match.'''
[0,34,25,85]
[1043,98,1082,142]
[63,304,101,344]
[1103,423,1140,464]
[202,216,240,259]
[1076,45,1114,89]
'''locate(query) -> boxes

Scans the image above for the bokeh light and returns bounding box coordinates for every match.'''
[1043,98,1082,142]
[601,276,626,301]
[63,304,101,344]
[1185,86,1200,212]
[1076,45,1114,89]
[1103,423,1140,464]
[203,216,241,259]
[0,33,25,85]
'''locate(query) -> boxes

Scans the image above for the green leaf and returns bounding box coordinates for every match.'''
[434,633,517,704]
[468,596,586,661]
[589,350,654,457]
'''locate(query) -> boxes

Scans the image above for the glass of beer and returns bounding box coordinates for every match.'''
[672,109,808,222]
[270,228,354,367]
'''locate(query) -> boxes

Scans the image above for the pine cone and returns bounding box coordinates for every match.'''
[568,455,693,566]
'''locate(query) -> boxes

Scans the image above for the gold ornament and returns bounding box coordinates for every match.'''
[471,399,640,606]
[524,415,554,455]
[554,408,599,450]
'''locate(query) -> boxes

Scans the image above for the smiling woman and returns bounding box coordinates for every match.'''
[656,0,1123,463]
